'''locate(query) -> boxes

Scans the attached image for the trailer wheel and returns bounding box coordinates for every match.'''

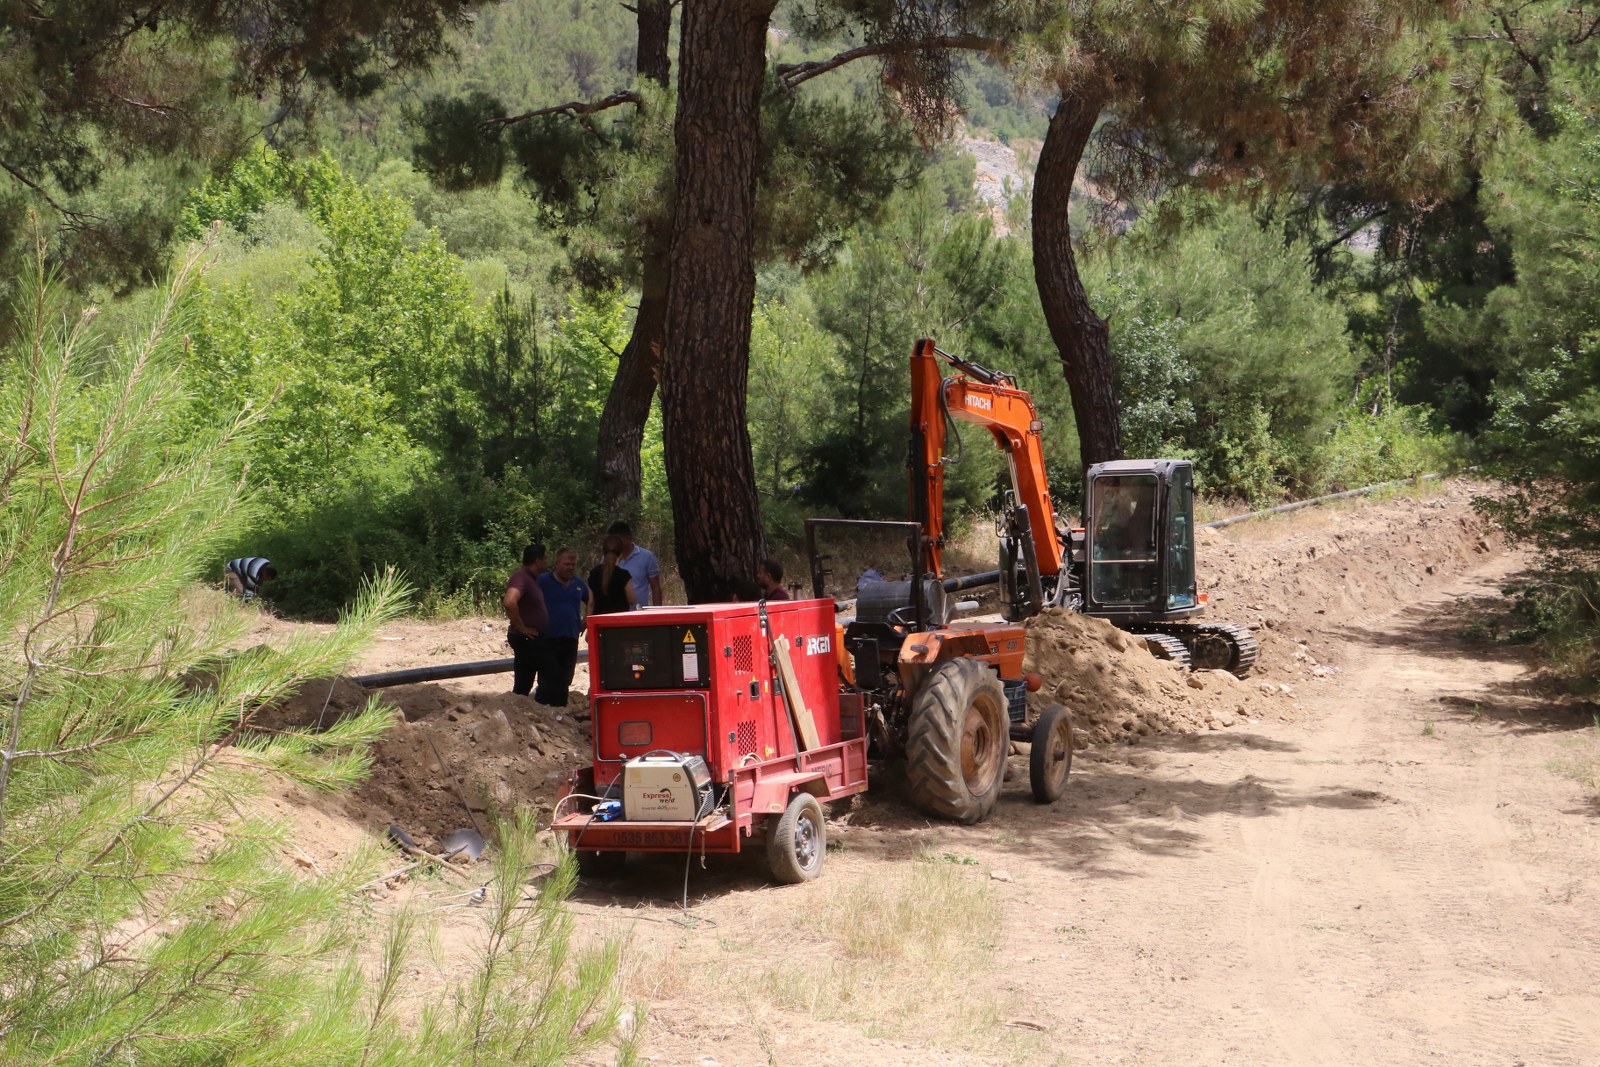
[1029,704,1074,804]
[906,657,1008,824]
[767,793,826,884]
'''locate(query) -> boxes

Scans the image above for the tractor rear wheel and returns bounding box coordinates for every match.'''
[905,657,1009,824]
[1029,704,1074,803]
[767,793,826,884]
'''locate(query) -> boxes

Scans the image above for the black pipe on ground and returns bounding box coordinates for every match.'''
[350,658,515,690]
[1199,472,1452,531]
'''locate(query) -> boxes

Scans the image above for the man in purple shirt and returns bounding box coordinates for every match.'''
[758,557,791,601]
[503,543,549,697]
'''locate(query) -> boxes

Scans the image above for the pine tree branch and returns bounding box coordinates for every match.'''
[1496,9,1545,79]
[1312,209,1389,260]
[483,90,643,133]
[8,730,154,760]
[0,157,98,223]
[774,34,998,92]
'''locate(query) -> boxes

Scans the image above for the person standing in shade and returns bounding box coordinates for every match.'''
[608,520,663,607]
[224,557,277,602]
[503,543,549,698]
[536,546,590,707]
[757,557,791,601]
[587,534,637,615]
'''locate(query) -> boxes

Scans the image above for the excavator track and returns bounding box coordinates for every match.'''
[1130,622,1258,677]
[1139,632,1192,670]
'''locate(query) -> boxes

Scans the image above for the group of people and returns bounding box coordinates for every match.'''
[220,528,792,713]
[502,522,661,708]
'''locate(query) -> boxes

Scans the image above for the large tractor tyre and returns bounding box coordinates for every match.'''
[1029,704,1075,804]
[905,658,1009,824]
[767,793,826,884]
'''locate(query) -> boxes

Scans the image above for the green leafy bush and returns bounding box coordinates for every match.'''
[1312,389,1462,493]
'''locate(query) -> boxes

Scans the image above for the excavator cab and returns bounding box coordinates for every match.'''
[1082,459,1200,624]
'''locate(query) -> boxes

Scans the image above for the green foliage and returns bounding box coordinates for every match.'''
[749,296,844,537]
[1312,387,1462,493]
[0,249,633,1067]
[1089,199,1360,502]
[799,182,1019,518]
[175,149,627,617]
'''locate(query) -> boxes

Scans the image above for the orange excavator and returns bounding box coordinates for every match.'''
[908,337,1256,673]
[804,339,1255,823]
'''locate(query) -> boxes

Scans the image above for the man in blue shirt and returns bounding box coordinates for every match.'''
[535,546,591,707]
[608,520,663,607]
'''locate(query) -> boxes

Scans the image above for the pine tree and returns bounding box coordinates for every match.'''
[0,241,636,1065]
[1007,0,1473,471]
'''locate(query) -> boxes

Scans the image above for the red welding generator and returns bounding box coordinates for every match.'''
[552,597,867,884]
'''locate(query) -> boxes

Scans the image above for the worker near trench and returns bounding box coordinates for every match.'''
[536,546,590,707]
[503,543,550,698]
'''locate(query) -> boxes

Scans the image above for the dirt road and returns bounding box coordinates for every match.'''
[567,552,1600,1067]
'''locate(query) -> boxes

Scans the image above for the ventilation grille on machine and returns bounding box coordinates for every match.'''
[736,719,758,757]
[732,635,754,674]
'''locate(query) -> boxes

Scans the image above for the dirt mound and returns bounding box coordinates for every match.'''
[1196,480,1503,680]
[355,686,592,844]
[257,672,594,848]
[1022,609,1284,745]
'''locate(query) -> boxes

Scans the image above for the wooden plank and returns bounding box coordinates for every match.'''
[772,640,822,751]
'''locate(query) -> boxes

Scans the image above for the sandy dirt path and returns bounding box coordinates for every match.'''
[996,551,1600,1066]
[588,551,1600,1067]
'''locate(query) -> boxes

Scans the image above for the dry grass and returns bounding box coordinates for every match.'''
[1547,715,1600,798]
[616,858,1055,1062]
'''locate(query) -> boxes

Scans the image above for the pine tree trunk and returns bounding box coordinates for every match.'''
[636,0,671,86]
[595,0,673,509]
[596,251,665,508]
[660,0,774,602]
[1033,85,1124,471]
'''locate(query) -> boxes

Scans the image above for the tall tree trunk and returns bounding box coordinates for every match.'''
[595,0,673,509]
[1033,84,1123,472]
[596,247,666,507]
[636,0,671,86]
[660,0,774,602]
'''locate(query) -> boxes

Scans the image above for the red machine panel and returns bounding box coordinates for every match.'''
[585,600,845,787]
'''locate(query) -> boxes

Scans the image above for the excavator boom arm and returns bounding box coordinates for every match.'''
[910,338,1065,581]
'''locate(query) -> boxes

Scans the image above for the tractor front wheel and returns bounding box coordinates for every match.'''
[767,793,826,884]
[905,658,1009,824]
[1029,704,1074,803]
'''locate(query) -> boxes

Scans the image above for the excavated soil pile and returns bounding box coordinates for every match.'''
[1022,609,1281,746]
[262,672,593,848]
[1196,479,1502,681]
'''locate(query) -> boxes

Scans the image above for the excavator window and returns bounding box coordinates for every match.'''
[1164,465,1197,610]
[1090,474,1160,606]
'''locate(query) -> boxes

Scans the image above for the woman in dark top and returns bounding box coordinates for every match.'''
[588,534,638,614]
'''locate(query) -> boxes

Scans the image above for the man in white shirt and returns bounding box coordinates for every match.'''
[607,521,663,607]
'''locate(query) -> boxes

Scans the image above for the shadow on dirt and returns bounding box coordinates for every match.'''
[561,729,1399,904]
[1330,573,1596,738]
